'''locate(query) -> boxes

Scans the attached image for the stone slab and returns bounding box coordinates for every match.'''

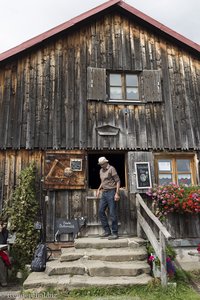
[74,237,146,249]
[60,246,147,262]
[84,260,150,277]
[45,256,150,277]
[23,272,152,291]
[175,247,200,271]
[45,259,86,276]
[69,273,152,289]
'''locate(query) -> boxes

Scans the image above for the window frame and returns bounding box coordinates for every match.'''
[154,154,197,186]
[108,72,141,103]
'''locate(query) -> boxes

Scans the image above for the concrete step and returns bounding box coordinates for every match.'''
[60,246,147,262]
[45,258,150,277]
[74,236,146,249]
[24,272,152,291]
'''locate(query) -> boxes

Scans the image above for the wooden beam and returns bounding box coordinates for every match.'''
[46,159,58,179]
[160,231,167,287]
[137,211,161,260]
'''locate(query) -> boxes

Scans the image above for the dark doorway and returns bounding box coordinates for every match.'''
[88,153,126,189]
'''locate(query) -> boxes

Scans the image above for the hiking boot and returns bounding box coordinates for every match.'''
[100,231,111,238]
[108,234,118,240]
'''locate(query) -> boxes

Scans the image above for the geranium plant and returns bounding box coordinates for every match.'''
[147,242,176,277]
[147,183,200,220]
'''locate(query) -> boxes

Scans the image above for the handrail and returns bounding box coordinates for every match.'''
[137,194,171,240]
[136,193,172,287]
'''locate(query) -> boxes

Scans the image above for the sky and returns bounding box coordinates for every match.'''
[0,0,199,54]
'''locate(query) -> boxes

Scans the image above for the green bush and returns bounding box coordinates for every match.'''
[5,163,40,270]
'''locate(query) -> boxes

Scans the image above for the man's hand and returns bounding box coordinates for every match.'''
[96,189,101,198]
[114,192,120,201]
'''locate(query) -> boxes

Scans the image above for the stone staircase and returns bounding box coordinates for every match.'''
[23,237,152,291]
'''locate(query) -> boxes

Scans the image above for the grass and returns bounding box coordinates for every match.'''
[12,269,200,300]
[38,270,200,300]
[57,284,200,300]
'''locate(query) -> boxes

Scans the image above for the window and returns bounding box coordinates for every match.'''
[155,155,196,186]
[109,73,139,101]
[87,67,162,103]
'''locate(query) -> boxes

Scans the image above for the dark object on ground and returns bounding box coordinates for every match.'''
[31,243,52,272]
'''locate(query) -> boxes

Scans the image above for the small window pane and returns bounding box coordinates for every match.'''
[126,88,139,100]
[158,174,172,185]
[126,74,138,86]
[110,87,122,99]
[178,174,191,186]
[110,74,121,86]
[177,159,190,172]
[158,160,172,171]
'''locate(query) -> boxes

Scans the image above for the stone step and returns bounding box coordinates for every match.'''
[60,246,147,262]
[74,237,146,249]
[23,236,151,292]
[45,258,150,277]
[24,272,152,291]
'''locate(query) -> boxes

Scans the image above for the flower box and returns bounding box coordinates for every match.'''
[147,183,200,220]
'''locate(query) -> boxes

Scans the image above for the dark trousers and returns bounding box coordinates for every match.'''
[98,189,118,234]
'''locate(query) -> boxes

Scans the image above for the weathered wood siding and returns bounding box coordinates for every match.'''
[0,12,199,150]
[0,150,43,211]
[164,213,200,239]
[46,188,135,241]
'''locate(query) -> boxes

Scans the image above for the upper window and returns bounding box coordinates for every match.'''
[155,155,196,186]
[109,73,139,101]
[87,67,162,103]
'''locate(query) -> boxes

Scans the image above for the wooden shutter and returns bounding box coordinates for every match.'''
[87,67,106,100]
[128,151,155,193]
[143,70,162,102]
[44,151,86,190]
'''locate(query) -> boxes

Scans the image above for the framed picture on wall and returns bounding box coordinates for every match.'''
[135,162,152,189]
[70,159,82,171]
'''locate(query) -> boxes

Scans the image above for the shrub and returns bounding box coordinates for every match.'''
[5,163,40,270]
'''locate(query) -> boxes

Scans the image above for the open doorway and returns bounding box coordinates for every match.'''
[88,153,126,189]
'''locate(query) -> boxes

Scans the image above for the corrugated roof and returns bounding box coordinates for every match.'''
[0,0,199,62]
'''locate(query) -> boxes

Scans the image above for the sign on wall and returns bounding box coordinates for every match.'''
[44,151,86,190]
[135,162,152,189]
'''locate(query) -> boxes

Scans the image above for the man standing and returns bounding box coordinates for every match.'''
[96,157,120,240]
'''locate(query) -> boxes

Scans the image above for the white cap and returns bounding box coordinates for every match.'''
[98,157,109,165]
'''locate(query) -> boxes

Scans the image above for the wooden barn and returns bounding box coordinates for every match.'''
[0,0,199,243]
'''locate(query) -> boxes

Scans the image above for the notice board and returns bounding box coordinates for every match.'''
[135,162,152,189]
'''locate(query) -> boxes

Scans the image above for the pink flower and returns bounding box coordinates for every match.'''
[148,255,155,262]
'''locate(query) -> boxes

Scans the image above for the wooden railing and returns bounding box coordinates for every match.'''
[136,193,171,287]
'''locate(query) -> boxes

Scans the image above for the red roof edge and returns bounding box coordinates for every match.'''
[0,0,121,62]
[0,0,199,62]
[119,1,200,53]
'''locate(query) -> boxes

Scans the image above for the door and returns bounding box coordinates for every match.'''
[85,152,135,236]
